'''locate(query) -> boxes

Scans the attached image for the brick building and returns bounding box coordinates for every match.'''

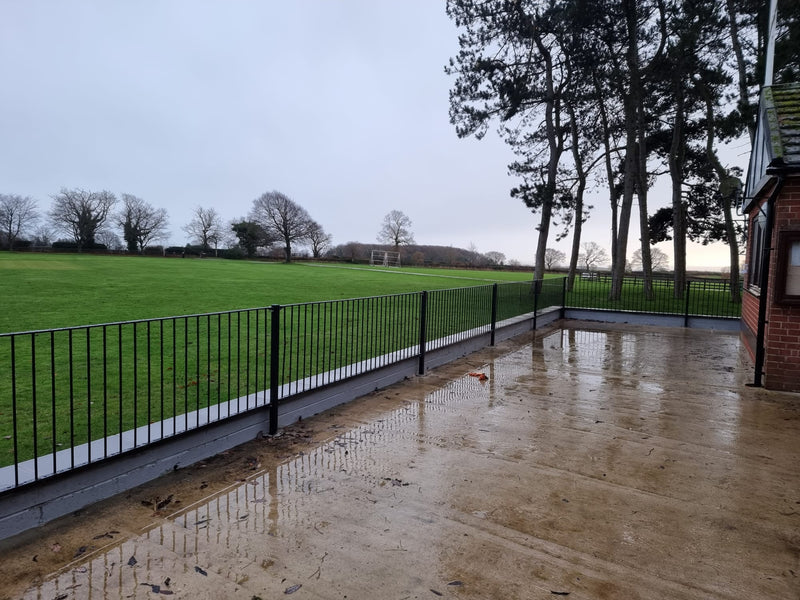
[741,83,800,391]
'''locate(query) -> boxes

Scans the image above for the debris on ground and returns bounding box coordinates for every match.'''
[468,372,488,381]
[284,583,302,594]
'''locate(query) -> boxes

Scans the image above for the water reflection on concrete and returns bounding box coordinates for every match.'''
[17,324,800,599]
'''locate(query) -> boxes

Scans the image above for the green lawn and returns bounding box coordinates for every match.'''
[0,254,542,468]
[0,253,533,333]
[0,253,740,471]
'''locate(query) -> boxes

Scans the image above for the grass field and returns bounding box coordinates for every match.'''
[0,253,533,333]
[0,254,544,470]
[1,253,740,472]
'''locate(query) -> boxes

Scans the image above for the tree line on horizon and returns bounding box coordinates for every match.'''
[446,0,798,301]
[0,189,520,268]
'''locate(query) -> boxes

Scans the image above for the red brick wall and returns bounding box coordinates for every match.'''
[763,177,800,391]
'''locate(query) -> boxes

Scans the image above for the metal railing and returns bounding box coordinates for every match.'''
[0,275,739,491]
[564,275,742,319]
[0,280,562,490]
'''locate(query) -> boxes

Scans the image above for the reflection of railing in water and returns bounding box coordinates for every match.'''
[20,374,506,598]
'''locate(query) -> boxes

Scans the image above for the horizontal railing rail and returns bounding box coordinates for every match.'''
[0,275,739,491]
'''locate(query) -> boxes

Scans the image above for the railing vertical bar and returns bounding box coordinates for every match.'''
[147,321,152,445]
[302,305,309,392]
[133,322,138,448]
[102,327,108,459]
[217,313,222,418]
[85,329,91,463]
[269,305,281,435]
[10,336,19,487]
[50,331,57,472]
[245,311,251,408]
[226,313,231,417]
[171,318,177,436]
[490,283,498,346]
[261,308,267,406]
[254,310,260,409]
[418,291,428,375]
[684,281,692,327]
[207,314,211,418]
[68,329,74,469]
[184,317,189,432]
[31,335,38,479]
[195,315,201,421]
[159,320,164,440]
[118,324,123,453]
[235,312,241,413]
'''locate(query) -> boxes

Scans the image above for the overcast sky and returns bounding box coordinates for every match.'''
[1,1,750,268]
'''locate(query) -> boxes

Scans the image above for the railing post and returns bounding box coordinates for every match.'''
[418,291,428,375]
[683,281,691,328]
[269,304,281,435]
[490,283,498,346]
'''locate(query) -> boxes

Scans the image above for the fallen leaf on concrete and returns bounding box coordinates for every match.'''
[550,592,570,596]
[284,583,302,594]
[73,546,88,558]
[430,590,443,596]
[194,566,208,576]
[468,372,488,381]
[50,542,62,553]
[128,556,137,566]
[447,580,463,586]
[156,495,174,510]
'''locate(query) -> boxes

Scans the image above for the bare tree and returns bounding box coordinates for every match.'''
[95,228,124,251]
[631,247,669,272]
[117,194,169,253]
[0,194,39,249]
[544,248,566,270]
[307,220,332,258]
[250,191,314,262]
[484,251,506,266]
[377,210,414,251]
[183,206,223,253]
[578,241,609,271]
[31,224,54,247]
[49,188,116,251]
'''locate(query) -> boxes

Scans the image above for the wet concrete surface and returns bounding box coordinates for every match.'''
[1,322,799,599]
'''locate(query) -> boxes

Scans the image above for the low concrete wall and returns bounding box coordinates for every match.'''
[564,308,740,331]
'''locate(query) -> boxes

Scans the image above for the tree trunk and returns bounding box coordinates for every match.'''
[566,105,587,293]
[725,0,755,144]
[610,0,641,301]
[531,30,563,287]
[669,81,687,298]
[700,79,742,304]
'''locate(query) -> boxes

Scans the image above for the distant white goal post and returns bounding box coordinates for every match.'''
[370,249,401,267]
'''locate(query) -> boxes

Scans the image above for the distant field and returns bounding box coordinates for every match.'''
[0,253,533,333]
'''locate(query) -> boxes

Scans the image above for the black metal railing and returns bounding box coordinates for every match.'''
[0,275,738,491]
[0,280,560,490]
[564,275,742,319]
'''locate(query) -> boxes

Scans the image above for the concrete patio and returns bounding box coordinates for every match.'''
[2,322,799,599]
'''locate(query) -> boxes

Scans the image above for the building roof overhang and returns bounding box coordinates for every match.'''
[743,83,800,213]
